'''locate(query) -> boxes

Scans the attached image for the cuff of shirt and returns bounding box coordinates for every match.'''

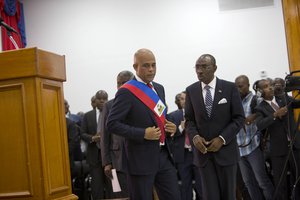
[219,135,226,145]
[192,135,200,144]
[179,125,184,133]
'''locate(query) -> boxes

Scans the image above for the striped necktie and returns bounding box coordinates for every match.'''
[204,85,213,117]
[96,111,101,148]
[271,101,279,111]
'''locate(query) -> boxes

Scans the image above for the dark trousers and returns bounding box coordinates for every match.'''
[177,149,194,200]
[105,171,128,198]
[128,148,181,200]
[198,158,237,200]
[89,163,105,200]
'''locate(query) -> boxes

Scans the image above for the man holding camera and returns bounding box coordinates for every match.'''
[256,78,300,199]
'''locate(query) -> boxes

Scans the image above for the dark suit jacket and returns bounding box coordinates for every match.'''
[81,109,101,166]
[107,81,174,175]
[100,99,127,172]
[66,117,80,170]
[168,109,186,163]
[255,95,300,157]
[185,78,245,167]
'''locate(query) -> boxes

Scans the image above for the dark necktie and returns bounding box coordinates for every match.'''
[182,110,190,146]
[204,85,213,117]
[147,83,165,144]
[96,111,101,148]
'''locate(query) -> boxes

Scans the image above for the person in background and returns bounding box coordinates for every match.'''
[256,79,300,199]
[273,77,285,97]
[175,93,183,110]
[169,91,203,200]
[65,100,83,162]
[235,75,274,200]
[65,99,82,127]
[81,90,108,199]
[91,95,97,110]
[100,70,134,198]
[107,48,181,200]
[185,54,245,199]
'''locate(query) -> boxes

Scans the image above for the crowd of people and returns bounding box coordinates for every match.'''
[64,48,300,200]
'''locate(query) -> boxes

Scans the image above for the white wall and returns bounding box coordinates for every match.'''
[23,0,289,113]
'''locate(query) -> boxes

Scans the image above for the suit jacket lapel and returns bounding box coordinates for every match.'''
[263,101,275,114]
[193,82,208,119]
[92,109,97,130]
[276,97,285,107]
[211,78,223,118]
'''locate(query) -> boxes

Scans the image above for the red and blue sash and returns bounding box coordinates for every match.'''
[121,80,167,124]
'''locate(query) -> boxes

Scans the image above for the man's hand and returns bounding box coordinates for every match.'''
[92,133,101,142]
[245,113,256,125]
[165,119,177,136]
[104,164,113,179]
[274,106,288,119]
[193,135,209,154]
[144,126,161,140]
[206,137,223,152]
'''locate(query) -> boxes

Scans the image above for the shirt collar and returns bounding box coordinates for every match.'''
[96,108,101,115]
[264,97,276,105]
[135,75,153,87]
[243,92,253,102]
[201,76,216,90]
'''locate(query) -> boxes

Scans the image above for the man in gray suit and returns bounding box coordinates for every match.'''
[185,54,245,199]
[81,90,108,200]
[100,70,134,198]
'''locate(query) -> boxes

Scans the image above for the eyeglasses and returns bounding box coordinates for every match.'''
[194,64,213,70]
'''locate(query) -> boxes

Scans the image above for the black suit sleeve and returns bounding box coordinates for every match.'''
[81,112,93,143]
[100,101,112,166]
[107,88,145,141]
[255,104,276,131]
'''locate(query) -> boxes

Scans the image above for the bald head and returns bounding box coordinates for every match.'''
[133,48,156,83]
[134,48,155,64]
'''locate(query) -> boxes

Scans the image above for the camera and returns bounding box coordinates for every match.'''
[285,70,300,92]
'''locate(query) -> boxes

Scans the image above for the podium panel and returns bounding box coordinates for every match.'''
[0,82,34,198]
[0,48,77,200]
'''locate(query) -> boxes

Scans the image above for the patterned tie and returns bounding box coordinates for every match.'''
[204,85,213,117]
[271,101,279,111]
[147,83,165,144]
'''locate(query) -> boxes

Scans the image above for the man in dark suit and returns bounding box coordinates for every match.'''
[107,48,181,200]
[100,70,134,198]
[255,79,300,199]
[81,90,108,200]
[169,91,202,200]
[66,117,80,179]
[185,54,245,200]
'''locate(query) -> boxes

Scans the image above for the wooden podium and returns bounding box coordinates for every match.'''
[0,48,77,200]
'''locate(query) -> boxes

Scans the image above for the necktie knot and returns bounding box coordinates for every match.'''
[204,85,210,91]
[147,83,153,89]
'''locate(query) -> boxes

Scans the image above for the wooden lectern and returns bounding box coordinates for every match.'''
[0,48,77,200]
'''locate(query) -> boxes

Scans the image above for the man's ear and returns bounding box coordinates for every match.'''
[133,63,138,71]
[213,65,217,72]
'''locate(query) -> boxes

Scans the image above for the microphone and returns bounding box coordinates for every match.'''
[0,16,18,34]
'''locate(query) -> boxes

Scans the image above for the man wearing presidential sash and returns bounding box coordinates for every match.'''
[107,48,181,200]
